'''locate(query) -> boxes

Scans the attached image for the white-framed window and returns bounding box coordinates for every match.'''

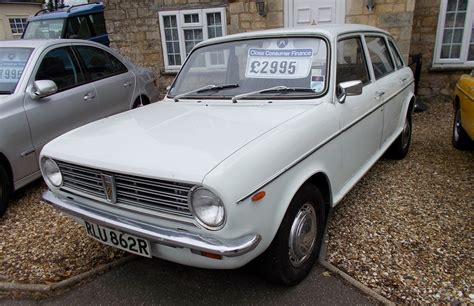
[8,17,28,35]
[159,8,227,71]
[434,0,474,67]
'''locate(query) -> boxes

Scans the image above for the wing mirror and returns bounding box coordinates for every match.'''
[337,80,363,104]
[28,80,57,100]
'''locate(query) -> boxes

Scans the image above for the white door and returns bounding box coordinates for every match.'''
[285,0,345,27]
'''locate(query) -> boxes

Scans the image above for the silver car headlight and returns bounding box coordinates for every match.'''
[41,158,62,187]
[190,187,225,229]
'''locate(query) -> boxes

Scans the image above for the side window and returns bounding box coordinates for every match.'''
[88,13,107,35]
[75,46,127,81]
[35,47,84,92]
[65,16,92,39]
[336,37,370,86]
[365,36,395,79]
[388,40,404,69]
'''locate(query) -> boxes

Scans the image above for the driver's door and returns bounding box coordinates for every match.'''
[24,44,100,150]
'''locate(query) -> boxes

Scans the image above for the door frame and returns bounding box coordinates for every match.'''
[284,0,345,27]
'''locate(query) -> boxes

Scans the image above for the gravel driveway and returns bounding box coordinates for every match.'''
[327,101,473,303]
[0,100,472,303]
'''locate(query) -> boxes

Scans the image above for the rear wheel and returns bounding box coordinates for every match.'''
[452,107,471,150]
[386,112,412,159]
[257,184,325,285]
[0,165,11,217]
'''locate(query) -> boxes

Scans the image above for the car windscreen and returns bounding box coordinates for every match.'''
[169,37,328,100]
[0,48,33,94]
[23,19,65,39]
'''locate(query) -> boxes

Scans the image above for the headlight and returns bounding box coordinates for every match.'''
[41,158,62,187]
[190,187,225,229]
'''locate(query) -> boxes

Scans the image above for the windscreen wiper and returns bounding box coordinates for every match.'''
[231,86,315,103]
[173,83,239,102]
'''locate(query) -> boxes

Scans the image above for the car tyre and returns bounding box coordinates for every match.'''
[452,107,471,150]
[0,165,11,217]
[256,184,325,286]
[386,112,412,160]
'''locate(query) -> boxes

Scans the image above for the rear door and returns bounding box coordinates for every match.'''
[24,44,100,149]
[74,45,135,117]
[336,35,383,186]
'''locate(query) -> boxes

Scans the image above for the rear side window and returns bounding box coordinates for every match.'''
[35,46,85,92]
[388,40,404,69]
[75,46,127,81]
[88,13,107,35]
[336,37,370,85]
[365,36,395,79]
[65,16,92,39]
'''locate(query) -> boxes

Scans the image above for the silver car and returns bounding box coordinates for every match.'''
[0,39,160,216]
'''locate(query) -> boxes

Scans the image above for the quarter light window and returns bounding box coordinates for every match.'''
[159,8,227,71]
[434,0,474,66]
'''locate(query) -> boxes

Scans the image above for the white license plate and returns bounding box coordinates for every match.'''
[84,221,152,258]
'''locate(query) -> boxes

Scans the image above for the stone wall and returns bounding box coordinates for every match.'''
[345,0,415,60]
[103,0,284,97]
[410,0,470,100]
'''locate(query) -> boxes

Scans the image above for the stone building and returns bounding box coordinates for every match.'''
[102,0,472,100]
[0,0,42,40]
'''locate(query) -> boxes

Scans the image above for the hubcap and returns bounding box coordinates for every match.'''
[401,119,411,149]
[288,203,317,267]
[454,109,461,142]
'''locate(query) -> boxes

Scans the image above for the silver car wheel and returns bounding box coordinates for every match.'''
[288,203,317,267]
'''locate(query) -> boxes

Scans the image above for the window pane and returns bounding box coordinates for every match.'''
[441,45,450,58]
[447,0,457,11]
[365,36,395,79]
[451,44,461,58]
[88,13,107,35]
[35,47,84,91]
[75,46,127,81]
[388,40,404,68]
[162,15,181,66]
[455,13,466,27]
[453,29,463,43]
[183,29,203,56]
[443,29,453,43]
[65,16,92,38]
[8,17,28,35]
[445,13,455,27]
[458,0,468,11]
[207,12,223,39]
[337,37,370,85]
[468,44,474,61]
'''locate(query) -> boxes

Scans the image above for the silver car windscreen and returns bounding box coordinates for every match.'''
[0,47,33,94]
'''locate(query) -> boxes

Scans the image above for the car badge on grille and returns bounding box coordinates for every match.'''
[101,174,117,203]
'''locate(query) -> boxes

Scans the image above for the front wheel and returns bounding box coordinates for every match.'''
[0,165,11,217]
[257,184,325,285]
[385,113,412,160]
[452,107,471,150]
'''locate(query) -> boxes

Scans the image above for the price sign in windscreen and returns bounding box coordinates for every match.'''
[245,48,313,79]
[0,48,32,83]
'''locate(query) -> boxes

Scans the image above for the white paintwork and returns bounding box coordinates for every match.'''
[284,0,345,27]
[41,25,415,269]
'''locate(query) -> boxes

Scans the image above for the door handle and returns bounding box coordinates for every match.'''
[400,77,408,84]
[83,92,96,101]
[375,91,385,99]
[123,81,132,87]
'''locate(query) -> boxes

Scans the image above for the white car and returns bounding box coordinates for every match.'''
[41,24,414,285]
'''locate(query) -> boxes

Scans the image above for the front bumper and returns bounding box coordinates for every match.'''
[42,191,261,257]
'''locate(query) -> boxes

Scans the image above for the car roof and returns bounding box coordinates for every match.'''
[196,24,391,48]
[29,3,103,21]
[0,39,105,50]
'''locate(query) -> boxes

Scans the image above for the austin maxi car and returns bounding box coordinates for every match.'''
[41,24,415,285]
[452,71,474,149]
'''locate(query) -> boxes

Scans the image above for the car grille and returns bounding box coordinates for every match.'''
[57,161,194,218]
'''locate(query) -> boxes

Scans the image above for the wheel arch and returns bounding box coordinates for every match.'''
[0,152,13,191]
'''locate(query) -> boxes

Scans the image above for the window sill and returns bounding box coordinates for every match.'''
[429,65,474,72]
[160,69,178,76]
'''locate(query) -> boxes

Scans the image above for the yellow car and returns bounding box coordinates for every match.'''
[453,73,474,149]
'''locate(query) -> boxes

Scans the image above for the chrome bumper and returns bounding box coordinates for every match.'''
[42,191,261,257]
